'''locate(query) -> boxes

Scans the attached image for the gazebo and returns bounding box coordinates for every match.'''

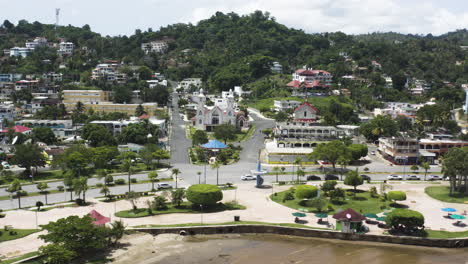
[201,140,228,162]
[89,210,110,226]
[333,208,366,233]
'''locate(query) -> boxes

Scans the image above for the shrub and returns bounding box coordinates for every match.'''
[57,185,64,192]
[386,209,424,233]
[96,183,104,188]
[278,181,286,185]
[369,186,378,198]
[283,192,295,201]
[387,191,407,202]
[307,197,329,212]
[115,179,126,185]
[186,184,223,207]
[295,185,318,199]
[131,178,137,183]
[321,180,337,195]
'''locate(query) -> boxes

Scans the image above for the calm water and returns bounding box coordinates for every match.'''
[156,234,468,264]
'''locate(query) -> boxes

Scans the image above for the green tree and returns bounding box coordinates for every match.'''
[39,244,77,264]
[386,209,424,233]
[126,191,140,210]
[148,171,158,191]
[410,164,419,174]
[152,195,167,210]
[73,177,89,204]
[442,147,468,195]
[421,162,430,181]
[272,166,280,183]
[7,179,23,208]
[192,130,209,146]
[39,215,109,254]
[108,220,126,245]
[81,124,116,147]
[135,104,146,116]
[36,201,44,211]
[37,182,49,204]
[12,143,47,179]
[171,188,186,207]
[359,115,398,142]
[347,144,368,161]
[171,168,181,189]
[387,191,407,204]
[214,124,237,144]
[100,186,110,198]
[121,158,134,193]
[310,140,349,169]
[295,185,318,199]
[344,170,363,194]
[274,111,289,122]
[139,144,158,169]
[186,184,223,207]
[308,197,328,212]
[321,180,337,196]
[137,66,153,80]
[63,172,74,201]
[330,187,345,201]
[153,148,170,167]
[31,127,57,144]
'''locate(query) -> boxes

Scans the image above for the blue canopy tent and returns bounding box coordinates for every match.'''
[201,140,228,149]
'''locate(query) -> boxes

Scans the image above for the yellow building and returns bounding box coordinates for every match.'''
[62,89,159,116]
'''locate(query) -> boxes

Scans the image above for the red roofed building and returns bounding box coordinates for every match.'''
[89,210,110,226]
[0,125,31,134]
[333,208,366,233]
[293,101,318,122]
[287,68,332,89]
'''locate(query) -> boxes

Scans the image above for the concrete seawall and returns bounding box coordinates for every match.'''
[133,225,468,248]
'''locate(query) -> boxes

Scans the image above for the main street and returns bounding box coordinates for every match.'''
[0,91,442,210]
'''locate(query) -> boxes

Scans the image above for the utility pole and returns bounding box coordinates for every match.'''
[55,8,60,38]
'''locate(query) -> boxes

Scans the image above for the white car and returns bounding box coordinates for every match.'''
[406,175,420,180]
[387,174,403,180]
[241,174,256,181]
[428,175,443,181]
[157,183,172,189]
[370,151,376,155]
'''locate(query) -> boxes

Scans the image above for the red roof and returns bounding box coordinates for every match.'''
[295,69,331,76]
[287,80,326,88]
[333,208,366,222]
[139,114,150,119]
[294,101,318,113]
[0,125,31,133]
[89,210,110,225]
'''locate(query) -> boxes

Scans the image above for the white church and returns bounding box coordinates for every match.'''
[192,89,249,131]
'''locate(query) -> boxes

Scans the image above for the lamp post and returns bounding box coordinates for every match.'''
[200,205,203,224]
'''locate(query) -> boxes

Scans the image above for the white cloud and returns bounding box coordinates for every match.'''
[0,0,466,35]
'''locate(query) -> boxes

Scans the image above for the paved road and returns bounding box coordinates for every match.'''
[168,91,191,164]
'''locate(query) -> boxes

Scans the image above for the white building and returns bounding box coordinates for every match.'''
[0,103,16,121]
[287,68,333,89]
[58,41,74,55]
[192,89,248,131]
[141,41,168,54]
[25,37,48,49]
[179,78,202,91]
[42,72,63,83]
[273,100,301,112]
[270,61,283,73]
[9,47,34,58]
[0,73,22,82]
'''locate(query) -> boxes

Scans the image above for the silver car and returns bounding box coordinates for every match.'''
[387,174,403,180]
[428,175,442,181]
[406,175,420,180]
[241,174,256,181]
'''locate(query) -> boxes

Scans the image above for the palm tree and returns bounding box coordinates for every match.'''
[421,162,430,181]
[293,157,302,182]
[337,156,350,181]
[197,171,202,184]
[272,166,280,183]
[121,159,133,193]
[148,171,158,191]
[171,168,181,189]
[100,186,110,199]
[210,161,221,186]
[297,167,306,182]
[73,177,89,204]
[36,182,49,204]
[109,220,126,245]
[7,179,22,208]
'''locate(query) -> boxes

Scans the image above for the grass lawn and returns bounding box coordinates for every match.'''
[271,189,388,215]
[0,252,39,264]
[132,221,331,230]
[115,202,246,218]
[0,229,40,242]
[425,230,468,239]
[425,186,468,203]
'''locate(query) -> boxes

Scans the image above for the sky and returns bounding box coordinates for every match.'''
[1,0,467,36]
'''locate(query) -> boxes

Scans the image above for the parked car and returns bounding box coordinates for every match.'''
[428,175,443,181]
[406,175,420,180]
[325,174,339,181]
[306,175,321,181]
[107,159,121,165]
[360,174,371,181]
[370,151,376,155]
[387,174,403,180]
[241,174,256,181]
[157,183,172,189]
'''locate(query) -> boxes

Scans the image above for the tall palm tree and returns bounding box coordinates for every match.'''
[421,162,430,181]
[297,167,305,182]
[73,177,89,204]
[36,182,49,204]
[337,156,350,181]
[293,157,302,182]
[122,159,133,193]
[7,179,22,208]
[210,161,221,186]
[148,171,158,191]
[197,171,202,184]
[171,168,181,189]
[272,166,280,183]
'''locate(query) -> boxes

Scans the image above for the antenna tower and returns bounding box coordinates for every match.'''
[55,8,60,36]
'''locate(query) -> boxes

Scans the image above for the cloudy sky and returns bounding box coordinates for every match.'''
[1,0,467,36]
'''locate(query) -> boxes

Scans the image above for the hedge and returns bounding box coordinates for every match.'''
[295,185,318,199]
[186,184,223,206]
[387,191,407,201]
[386,209,424,232]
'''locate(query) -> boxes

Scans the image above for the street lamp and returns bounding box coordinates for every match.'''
[200,205,203,224]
